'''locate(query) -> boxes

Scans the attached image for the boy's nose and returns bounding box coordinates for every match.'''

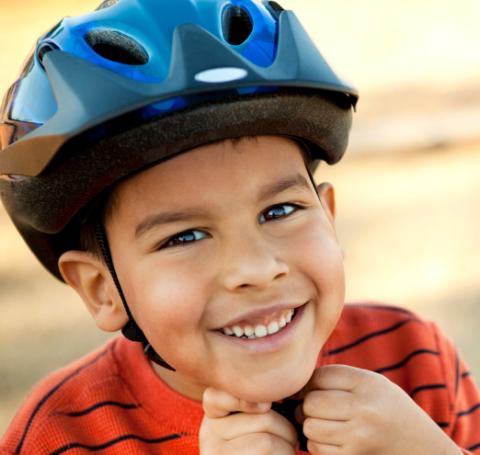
[220,232,289,291]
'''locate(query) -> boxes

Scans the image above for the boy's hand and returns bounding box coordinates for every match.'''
[301,365,462,455]
[200,388,298,454]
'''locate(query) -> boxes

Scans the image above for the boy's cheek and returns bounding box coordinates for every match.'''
[122,272,210,362]
[291,227,345,305]
[298,232,346,345]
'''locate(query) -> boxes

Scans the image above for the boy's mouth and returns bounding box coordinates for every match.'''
[220,308,298,340]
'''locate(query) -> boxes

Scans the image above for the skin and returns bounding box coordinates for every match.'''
[59,136,461,454]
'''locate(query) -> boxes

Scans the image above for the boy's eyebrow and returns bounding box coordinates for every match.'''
[134,172,312,239]
[135,208,209,239]
[257,172,312,202]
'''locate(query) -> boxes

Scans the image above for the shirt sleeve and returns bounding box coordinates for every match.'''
[432,322,480,454]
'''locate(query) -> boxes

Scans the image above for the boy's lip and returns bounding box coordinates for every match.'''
[214,301,308,330]
[214,303,308,353]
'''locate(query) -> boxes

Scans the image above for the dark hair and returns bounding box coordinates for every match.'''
[76,189,118,259]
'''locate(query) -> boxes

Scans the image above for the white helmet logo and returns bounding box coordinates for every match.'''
[194,67,248,83]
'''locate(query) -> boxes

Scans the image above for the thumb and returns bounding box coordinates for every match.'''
[202,387,271,419]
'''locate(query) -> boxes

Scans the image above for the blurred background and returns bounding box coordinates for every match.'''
[0,0,479,433]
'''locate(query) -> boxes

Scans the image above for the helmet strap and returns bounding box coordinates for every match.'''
[306,166,319,199]
[94,221,175,371]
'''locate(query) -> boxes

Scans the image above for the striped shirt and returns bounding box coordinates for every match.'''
[1,303,479,454]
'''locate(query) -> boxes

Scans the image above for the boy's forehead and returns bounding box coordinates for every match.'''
[105,135,313,233]
[115,135,307,197]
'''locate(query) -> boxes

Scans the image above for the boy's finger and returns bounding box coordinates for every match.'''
[303,364,368,393]
[212,410,298,446]
[202,387,271,418]
[225,431,297,455]
[306,441,342,455]
[303,390,352,420]
[303,417,345,446]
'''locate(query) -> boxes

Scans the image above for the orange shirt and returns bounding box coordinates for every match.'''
[2,303,479,454]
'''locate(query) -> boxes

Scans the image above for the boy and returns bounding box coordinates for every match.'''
[0,0,478,454]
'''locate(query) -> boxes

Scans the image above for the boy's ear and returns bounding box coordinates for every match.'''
[316,182,336,223]
[58,251,128,332]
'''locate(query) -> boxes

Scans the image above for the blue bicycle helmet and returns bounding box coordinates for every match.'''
[0,0,358,368]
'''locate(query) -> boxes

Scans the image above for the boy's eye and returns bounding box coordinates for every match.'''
[163,230,207,248]
[259,204,299,223]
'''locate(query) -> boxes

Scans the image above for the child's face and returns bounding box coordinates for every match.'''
[106,136,345,402]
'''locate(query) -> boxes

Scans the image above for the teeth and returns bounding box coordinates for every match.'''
[267,321,280,335]
[222,308,297,339]
[244,325,254,337]
[254,325,268,337]
[232,326,244,337]
[286,309,294,323]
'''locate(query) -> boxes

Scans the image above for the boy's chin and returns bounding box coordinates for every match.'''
[225,366,315,403]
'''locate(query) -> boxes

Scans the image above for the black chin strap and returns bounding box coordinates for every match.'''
[94,221,175,371]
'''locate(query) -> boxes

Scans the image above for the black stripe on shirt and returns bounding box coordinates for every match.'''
[435,421,450,429]
[410,383,446,399]
[349,303,416,316]
[455,350,461,394]
[325,319,414,356]
[63,401,138,417]
[462,371,471,379]
[467,441,480,451]
[15,346,112,454]
[48,433,183,455]
[457,403,480,418]
[375,349,439,374]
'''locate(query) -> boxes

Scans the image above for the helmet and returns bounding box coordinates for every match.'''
[0,0,358,280]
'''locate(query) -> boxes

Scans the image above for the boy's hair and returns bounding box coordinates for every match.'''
[76,191,117,260]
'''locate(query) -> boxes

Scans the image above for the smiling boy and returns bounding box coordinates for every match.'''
[70,136,345,405]
[0,1,479,454]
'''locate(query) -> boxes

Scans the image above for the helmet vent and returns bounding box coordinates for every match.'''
[85,30,149,65]
[222,5,253,46]
[37,42,60,68]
